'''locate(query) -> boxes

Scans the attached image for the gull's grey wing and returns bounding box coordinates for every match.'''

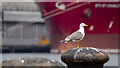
[65,31,83,40]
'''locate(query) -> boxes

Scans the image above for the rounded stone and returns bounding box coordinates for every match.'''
[61,47,109,64]
[1,57,64,67]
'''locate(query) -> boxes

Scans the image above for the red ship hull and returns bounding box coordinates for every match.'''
[36,2,119,53]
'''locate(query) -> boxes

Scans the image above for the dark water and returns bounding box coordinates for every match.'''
[0,53,119,67]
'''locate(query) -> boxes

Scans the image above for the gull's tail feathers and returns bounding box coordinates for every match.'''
[60,40,68,43]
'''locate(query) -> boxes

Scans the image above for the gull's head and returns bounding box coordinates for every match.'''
[79,23,88,28]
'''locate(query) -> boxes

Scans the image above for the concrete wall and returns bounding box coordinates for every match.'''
[3,22,49,46]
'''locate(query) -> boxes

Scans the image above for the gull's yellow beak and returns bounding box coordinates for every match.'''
[84,25,88,27]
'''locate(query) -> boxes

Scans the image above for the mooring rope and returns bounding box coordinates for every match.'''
[44,2,89,19]
[45,2,76,15]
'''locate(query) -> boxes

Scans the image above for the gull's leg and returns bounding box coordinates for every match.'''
[75,42,76,48]
[77,42,79,48]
